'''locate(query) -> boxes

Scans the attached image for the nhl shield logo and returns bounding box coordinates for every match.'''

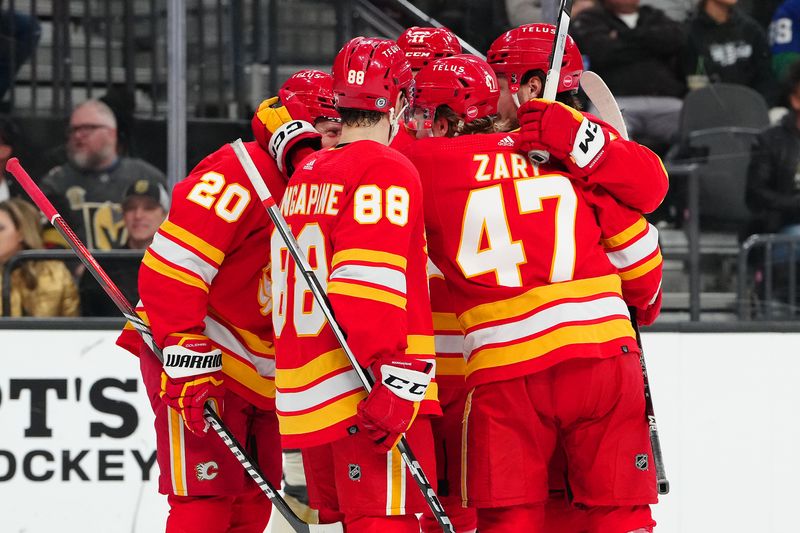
[635,454,649,471]
[348,463,362,481]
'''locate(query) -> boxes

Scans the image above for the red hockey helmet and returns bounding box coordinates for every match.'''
[396,26,462,71]
[412,54,499,129]
[332,37,414,112]
[280,69,340,122]
[487,23,583,94]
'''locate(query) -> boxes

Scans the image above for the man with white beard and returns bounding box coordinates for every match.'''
[41,99,165,249]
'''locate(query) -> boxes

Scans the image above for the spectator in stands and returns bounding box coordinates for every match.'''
[641,0,695,21]
[744,0,784,30]
[79,176,168,316]
[0,198,78,317]
[40,99,166,250]
[770,0,800,81]
[0,117,22,201]
[685,0,778,105]
[0,8,41,103]
[571,0,686,152]
[506,0,596,25]
[746,59,800,235]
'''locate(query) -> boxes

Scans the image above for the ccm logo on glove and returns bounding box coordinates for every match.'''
[381,362,432,401]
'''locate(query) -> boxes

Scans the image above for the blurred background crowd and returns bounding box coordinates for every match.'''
[1,0,799,323]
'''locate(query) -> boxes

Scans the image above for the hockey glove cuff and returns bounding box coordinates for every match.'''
[160,333,225,435]
[517,99,608,177]
[251,91,322,176]
[357,358,433,453]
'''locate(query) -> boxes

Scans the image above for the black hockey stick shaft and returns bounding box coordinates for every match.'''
[231,139,455,533]
[529,0,574,164]
[629,308,670,495]
[5,157,334,533]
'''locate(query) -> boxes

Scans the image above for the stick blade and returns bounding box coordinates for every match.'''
[581,71,629,141]
[268,506,344,533]
[308,523,345,533]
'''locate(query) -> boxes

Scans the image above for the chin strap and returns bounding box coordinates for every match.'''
[388,102,409,144]
[512,90,522,109]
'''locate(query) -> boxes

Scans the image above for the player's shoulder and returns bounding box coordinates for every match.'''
[179,141,282,190]
[333,140,419,178]
[405,132,517,160]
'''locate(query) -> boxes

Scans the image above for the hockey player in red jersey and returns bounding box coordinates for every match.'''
[404,51,662,532]
[392,26,461,151]
[270,37,440,533]
[279,69,342,149]
[488,23,669,215]
[115,121,298,532]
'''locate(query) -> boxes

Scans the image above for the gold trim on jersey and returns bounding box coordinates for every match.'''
[168,406,188,496]
[160,219,225,266]
[619,251,662,281]
[275,348,351,390]
[602,217,648,249]
[436,356,467,376]
[406,334,435,356]
[328,281,407,309]
[277,389,366,435]
[459,274,621,331]
[142,250,209,293]
[331,248,407,270]
[432,312,462,331]
[467,318,635,374]
[222,353,276,399]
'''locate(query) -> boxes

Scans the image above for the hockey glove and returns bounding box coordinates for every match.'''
[251,90,321,176]
[160,333,225,436]
[517,98,609,177]
[357,357,433,453]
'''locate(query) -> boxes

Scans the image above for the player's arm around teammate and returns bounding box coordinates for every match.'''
[489,23,669,213]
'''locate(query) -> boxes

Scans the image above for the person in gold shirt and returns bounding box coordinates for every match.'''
[0,198,79,317]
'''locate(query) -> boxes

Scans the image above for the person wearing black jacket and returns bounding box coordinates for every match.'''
[571,0,686,152]
[746,61,800,233]
[685,0,778,105]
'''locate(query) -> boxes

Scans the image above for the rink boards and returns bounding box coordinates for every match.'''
[0,328,797,533]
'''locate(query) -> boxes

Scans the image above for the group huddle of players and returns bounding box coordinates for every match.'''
[116,22,668,533]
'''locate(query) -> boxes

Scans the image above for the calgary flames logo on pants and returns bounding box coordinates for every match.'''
[195,461,219,481]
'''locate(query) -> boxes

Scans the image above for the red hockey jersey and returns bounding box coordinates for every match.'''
[117,141,286,410]
[272,140,439,448]
[404,132,661,388]
[427,259,466,387]
[577,114,669,214]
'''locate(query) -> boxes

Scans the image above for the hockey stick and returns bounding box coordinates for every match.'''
[581,71,629,140]
[628,308,670,495]
[5,157,343,533]
[230,139,456,533]
[529,0,574,164]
